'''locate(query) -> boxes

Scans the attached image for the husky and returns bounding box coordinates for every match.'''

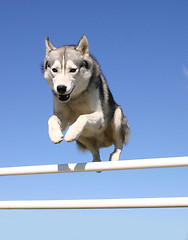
[43,35,130,162]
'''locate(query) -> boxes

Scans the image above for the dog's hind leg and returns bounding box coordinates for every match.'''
[109,142,123,161]
[91,149,101,162]
[109,107,129,161]
[77,137,101,162]
[77,137,102,173]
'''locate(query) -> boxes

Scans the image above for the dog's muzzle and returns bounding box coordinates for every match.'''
[56,85,74,102]
[59,93,71,102]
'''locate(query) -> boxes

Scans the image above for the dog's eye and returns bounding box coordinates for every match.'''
[52,68,58,73]
[70,68,77,73]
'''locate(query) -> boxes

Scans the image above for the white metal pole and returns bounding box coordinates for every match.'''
[0,156,188,176]
[0,197,188,209]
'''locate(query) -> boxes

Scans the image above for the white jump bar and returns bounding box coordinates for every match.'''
[0,156,188,176]
[0,197,188,209]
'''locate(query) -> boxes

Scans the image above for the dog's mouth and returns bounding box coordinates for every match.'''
[58,87,75,103]
[58,93,71,102]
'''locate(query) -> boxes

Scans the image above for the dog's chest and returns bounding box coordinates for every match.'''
[61,98,94,124]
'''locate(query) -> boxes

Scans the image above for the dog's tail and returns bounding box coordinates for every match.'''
[121,114,130,146]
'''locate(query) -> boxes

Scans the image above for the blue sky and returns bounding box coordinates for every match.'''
[0,0,188,239]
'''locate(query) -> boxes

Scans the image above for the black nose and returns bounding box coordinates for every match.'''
[57,85,67,94]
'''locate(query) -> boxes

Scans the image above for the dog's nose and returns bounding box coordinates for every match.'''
[57,85,67,94]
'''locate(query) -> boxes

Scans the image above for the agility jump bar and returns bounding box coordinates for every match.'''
[0,156,188,176]
[0,197,188,209]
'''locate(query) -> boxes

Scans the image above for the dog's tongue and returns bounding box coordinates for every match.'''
[59,94,70,102]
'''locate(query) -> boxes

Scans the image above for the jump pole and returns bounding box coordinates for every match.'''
[0,197,188,209]
[0,156,188,176]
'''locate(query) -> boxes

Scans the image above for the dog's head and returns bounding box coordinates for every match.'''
[43,35,93,102]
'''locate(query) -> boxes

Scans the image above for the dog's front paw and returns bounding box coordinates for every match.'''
[49,128,63,144]
[48,115,63,144]
[64,125,82,142]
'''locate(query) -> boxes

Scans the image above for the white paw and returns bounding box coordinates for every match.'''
[109,152,120,161]
[48,115,63,144]
[49,128,63,144]
[64,125,82,142]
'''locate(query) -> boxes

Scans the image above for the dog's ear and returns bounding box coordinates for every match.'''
[76,35,89,57]
[45,36,56,55]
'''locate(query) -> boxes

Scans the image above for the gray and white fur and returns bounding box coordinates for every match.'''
[43,35,130,162]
